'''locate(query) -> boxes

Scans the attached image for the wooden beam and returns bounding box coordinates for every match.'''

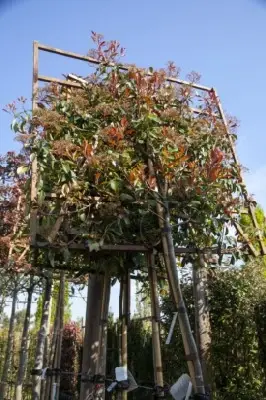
[34,241,241,255]
[35,241,148,252]
[38,73,213,118]
[234,222,259,257]
[38,42,212,92]
[38,75,82,88]
[214,89,266,256]
[30,41,39,246]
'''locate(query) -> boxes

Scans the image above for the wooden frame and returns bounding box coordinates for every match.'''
[30,41,265,257]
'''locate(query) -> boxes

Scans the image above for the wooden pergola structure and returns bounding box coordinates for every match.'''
[28,41,266,400]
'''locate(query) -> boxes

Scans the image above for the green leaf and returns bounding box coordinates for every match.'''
[110,179,120,192]
[11,119,19,133]
[62,162,70,174]
[61,183,70,197]
[111,277,118,286]
[48,250,55,268]
[147,113,160,123]
[120,193,134,202]
[61,247,70,262]
[38,190,45,205]
[80,213,86,222]
[122,216,130,226]
[88,242,100,252]
[30,153,36,162]
[17,165,28,175]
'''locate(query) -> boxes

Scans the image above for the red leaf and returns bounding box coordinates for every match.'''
[120,117,128,128]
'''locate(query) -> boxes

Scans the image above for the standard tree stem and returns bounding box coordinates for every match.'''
[147,156,205,394]
[79,273,110,400]
[32,277,52,400]
[0,286,18,400]
[193,257,212,394]
[148,253,164,392]
[15,277,34,400]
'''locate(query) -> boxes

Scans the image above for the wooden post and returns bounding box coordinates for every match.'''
[41,281,53,400]
[0,284,18,400]
[147,157,204,394]
[213,89,266,256]
[147,253,164,394]
[30,41,39,245]
[193,257,212,395]
[52,271,65,400]
[45,282,60,399]
[32,277,53,400]
[119,267,130,400]
[95,272,111,399]
[80,273,111,400]
[15,277,34,400]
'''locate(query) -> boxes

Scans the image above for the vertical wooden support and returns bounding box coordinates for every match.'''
[147,157,204,394]
[30,41,39,245]
[193,257,211,394]
[152,201,200,390]
[97,273,111,374]
[95,272,111,399]
[119,267,130,400]
[0,284,18,400]
[15,277,34,400]
[213,89,266,256]
[32,277,53,400]
[41,283,53,400]
[147,253,164,395]
[52,271,65,400]
[118,281,123,368]
[45,283,59,399]
[80,273,111,400]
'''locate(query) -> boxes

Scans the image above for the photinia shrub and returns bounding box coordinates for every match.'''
[8,33,245,265]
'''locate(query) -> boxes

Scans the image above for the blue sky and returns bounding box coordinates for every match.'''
[1,0,266,318]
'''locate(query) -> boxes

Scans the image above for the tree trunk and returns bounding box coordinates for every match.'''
[45,282,59,399]
[0,286,17,400]
[79,273,111,400]
[50,272,65,400]
[147,157,205,394]
[193,257,212,395]
[41,282,53,400]
[0,296,6,319]
[14,277,34,400]
[160,203,205,393]
[148,253,164,393]
[32,277,53,400]
[119,269,130,400]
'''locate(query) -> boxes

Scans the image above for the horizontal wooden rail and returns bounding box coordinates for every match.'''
[34,241,240,255]
[37,42,212,92]
[38,75,82,88]
[38,74,218,116]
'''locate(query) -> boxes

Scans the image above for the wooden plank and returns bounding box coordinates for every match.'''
[34,241,240,256]
[235,222,259,257]
[35,241,148,251]
[38,75,82,88]
[214,89,266,256]
[38,43,102,65]
[39,73,213,118]
[30,41,39,246]
[120,271,129,400]
[38,42,212,92]
[248,202,266,255]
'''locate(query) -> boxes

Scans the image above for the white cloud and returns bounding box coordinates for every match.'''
[244,165,266,210]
